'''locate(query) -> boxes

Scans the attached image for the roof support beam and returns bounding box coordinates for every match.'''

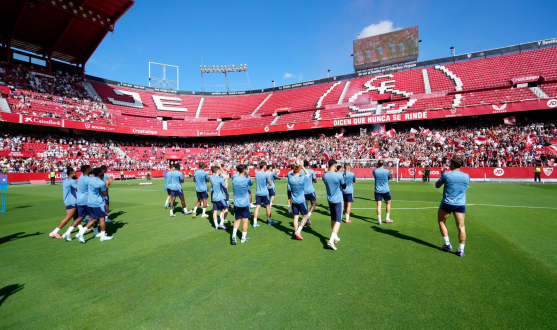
[9,0,29,40]
[50,16,76,54]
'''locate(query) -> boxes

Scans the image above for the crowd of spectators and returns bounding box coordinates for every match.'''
[1,119,555,174]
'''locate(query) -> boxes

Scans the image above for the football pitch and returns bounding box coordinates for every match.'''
[1,179,556,329]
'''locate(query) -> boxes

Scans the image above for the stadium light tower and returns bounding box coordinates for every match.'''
[149,62,179,90]
[450,46,455,62]
[200,64,251,95]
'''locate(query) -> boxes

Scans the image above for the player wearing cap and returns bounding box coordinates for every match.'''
[193,162,210,218]
[436,157,470,257]
[322,159,347,250]
[342,164,356,223]
[373,160,393,225]
[231,164,253,245]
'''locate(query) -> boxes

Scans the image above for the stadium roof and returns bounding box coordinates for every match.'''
[0,0,134,64]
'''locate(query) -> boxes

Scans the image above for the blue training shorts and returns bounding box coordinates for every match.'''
[268,188,276,197]
[256,195,270,206]
[234,206,251,220]
[304,192,316,202]
[343,193,354,203]
[65,204,77,210]
[375,192,391,202]
[171,189,184,197]
[196,191,208,200]
[77,205,89,218]
[440,203,466,214]
[213,200,227,211]
[329,202,343,223]
[88,206,106,219]
[292,202,308,216]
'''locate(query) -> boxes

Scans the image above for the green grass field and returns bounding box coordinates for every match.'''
[1,179,556,329]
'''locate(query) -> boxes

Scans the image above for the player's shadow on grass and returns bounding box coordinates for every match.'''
[271,206,330,246]
[0,284,24,308]
[0,232,42,245]
[354,197,374,201]
[371,226,438,250]
[108,211,125,221]
[107,221,128,235]
[13,205,32,209]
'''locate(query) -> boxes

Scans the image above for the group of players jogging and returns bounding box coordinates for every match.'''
[162,156,470,256]
[49,164,115,243]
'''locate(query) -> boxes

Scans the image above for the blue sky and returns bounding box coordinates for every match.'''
[87,0,557,92]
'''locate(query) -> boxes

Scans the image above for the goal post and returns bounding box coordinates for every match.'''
[337,158,399,181]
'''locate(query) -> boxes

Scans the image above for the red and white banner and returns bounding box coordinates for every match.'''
[504,116,516,125]
[409,128,418,136]
[0,150,34,158]
[510,75,540,84]
[405,137,416,143]
[1,98,556,138]
[473,135,487,145]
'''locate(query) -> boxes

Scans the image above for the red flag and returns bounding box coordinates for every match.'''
[381,128,396,139]
[379,125,386,135]
[405,137,417,143]
[435,133,446,144]
[419,127,432,136]
[409,128,418,136]
[473,135,487,145]
[503,116,516,125]
[367,147,379,154]
[323,153,330,161]
[335,133,345,140]
[318,134,326,139]
[526,133,537,148]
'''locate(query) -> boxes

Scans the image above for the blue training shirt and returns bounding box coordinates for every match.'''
[210,174,226,202]
[373,168,391,193]
[438,170,470,205]
[342,171,356,194]
[289,173,308,204]
[77,173,90,206]
[255,170,270,197]
[269,171,277,189]
[322,171,346,204]
[303,169,316,194]
[62,178,78,206]
[287,171,293,191]
[167,170,184,191]
[87,177,107,208]
[232,174,253,207]
[193,169,209,192]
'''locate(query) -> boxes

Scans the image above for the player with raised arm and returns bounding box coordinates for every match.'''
[231,164,253,245]
[167,164,192,217]
[164,164,175,208]
[289,160,311,240]
[436,157,470,257]
[75,167,114,243]
[267,165,279,210]
[193,162,210,218]
[253,162,275,227]
[302,160,317,223]
[322,159,347,250]
[373,160,393,225]
[342,164,356,223]
[49,167,79,239]
[210,166,228,230]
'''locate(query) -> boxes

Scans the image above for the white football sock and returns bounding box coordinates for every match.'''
[193,206,198,214]
[232,228,238,238]
[213,219,219,228]
[378,215,382,222]
[52,228,60,234]
[78,227,86,235]
[78,225,84,231]
[329,232,336,242]
[443,236,450,245]
[253,218,258,225]
[386,213,390,220]
[100,231,106,237]
[202,208,207,215]
[64,226,75,236]
[308,212,312,218]
[92,227,99,235]
[242,232,247,240]
[345,214,350,221]
[459,243,465,252]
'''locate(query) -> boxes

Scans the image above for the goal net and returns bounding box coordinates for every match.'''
[337,158,399,181]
